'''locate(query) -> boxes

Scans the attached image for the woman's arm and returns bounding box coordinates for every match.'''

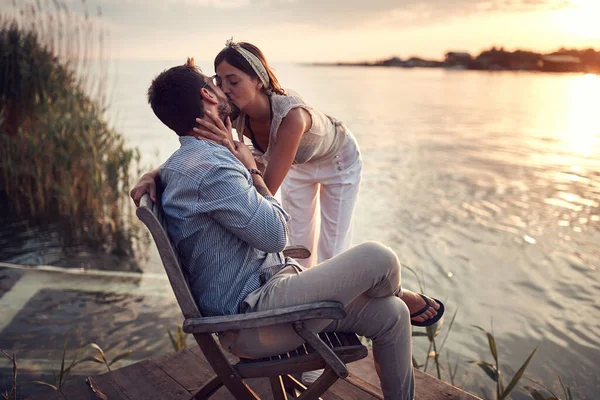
[130,167,160,206]
[262,107,311,194]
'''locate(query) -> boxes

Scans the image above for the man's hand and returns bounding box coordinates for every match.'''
[222,140,258,170]
[193,111,234,145]
[130,170,158,207]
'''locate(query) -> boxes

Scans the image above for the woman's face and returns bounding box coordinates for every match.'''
[215,61,261,111]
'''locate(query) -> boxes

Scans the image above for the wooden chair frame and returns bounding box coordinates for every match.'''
[136,193,368,399]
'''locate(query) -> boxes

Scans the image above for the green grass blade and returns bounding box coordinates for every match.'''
[524,376,559,399]
[167,329,177,351]
[109,350,132,367]
[499,346,538,400]
[77,356,105,364]
[468,361,498,382]
[472,325,498,362]
[30,381,58,391]
[523,386,547,400]
[88,343,108,364]
[58,340,68,388]
[438,308,458,352]
[557,375,573,400]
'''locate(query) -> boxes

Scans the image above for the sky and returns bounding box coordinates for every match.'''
[2,0,600,62]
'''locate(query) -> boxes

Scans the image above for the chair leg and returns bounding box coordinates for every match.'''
[296,368,338,400]
[269,376,289,400]
[191,375,223,399]
[282,375,305,392]
[282,375,307,399]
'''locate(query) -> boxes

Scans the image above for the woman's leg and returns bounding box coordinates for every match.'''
[317,132,362,263]
[280,163,320,267]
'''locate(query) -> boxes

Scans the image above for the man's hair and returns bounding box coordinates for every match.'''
[147,58,209,136]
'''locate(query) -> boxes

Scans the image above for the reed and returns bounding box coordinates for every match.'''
[167,325,189,352]
[469,324,538,400]
[0,0,144,255]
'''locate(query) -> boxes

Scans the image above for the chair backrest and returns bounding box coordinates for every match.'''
[136,193,202,320]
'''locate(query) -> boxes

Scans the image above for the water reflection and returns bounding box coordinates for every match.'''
[560,74,599,157]
[1,65,599,398]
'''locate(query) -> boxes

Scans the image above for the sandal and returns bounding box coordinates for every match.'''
[410,294,445,327]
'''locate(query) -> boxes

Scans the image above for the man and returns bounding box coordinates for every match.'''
[131,59,444,400]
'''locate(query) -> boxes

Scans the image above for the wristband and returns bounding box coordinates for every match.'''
[248,168,263,177]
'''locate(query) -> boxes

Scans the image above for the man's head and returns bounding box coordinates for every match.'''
[147,58,232,136]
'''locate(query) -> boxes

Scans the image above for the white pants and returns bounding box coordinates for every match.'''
[281,130,362,267]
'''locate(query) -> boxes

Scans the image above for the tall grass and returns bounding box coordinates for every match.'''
[0,0,144,255]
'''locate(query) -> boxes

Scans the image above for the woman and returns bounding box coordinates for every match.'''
[195,40,363,268]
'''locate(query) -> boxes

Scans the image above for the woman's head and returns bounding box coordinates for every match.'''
[214,41,285,109]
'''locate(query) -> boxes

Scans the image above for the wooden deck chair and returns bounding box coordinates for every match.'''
[136,193,369,400]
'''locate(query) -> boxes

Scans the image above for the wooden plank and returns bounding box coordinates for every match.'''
[151,348,215,392]
[26,378,98,400]
[78,373,130,400]
[342,375,383,399]
[107,360,190,400]
[415,370,481,400]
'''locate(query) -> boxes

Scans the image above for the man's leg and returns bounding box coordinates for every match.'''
[259,241,403,311]
[325,294,414,400]
[227,242,403,357]
[227,242,413,399]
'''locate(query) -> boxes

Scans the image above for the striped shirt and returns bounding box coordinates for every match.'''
[160,136,291,316]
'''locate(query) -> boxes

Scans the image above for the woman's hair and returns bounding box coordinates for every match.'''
[214,42,286,96]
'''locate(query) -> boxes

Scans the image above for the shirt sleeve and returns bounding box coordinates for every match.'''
[196,163,290,253]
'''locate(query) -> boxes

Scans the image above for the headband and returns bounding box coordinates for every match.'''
[225,38,270,89]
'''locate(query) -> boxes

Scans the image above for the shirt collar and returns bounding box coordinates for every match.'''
[179,136,196,146]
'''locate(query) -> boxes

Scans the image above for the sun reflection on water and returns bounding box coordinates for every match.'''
[559,74,600,158]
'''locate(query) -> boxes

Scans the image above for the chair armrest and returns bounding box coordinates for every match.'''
[282,245,311,260]
[182,301,345,334]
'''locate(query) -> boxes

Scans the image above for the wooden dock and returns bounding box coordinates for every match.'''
[30,346,480,399]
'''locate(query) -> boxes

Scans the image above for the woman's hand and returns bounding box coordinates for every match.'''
[130,169,159,207]
[221,140,258,170]
[193,111,234,145]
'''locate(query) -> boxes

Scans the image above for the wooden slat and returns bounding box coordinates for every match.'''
[183,302,346,334]
[152,348,216,392]
[107,360,190,400]
[415,370,480,400]
[28,378,100,400]
[84,372,131,400]
[327,375,382,400]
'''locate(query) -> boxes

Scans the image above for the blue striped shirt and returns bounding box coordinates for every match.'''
[160,136,291,316]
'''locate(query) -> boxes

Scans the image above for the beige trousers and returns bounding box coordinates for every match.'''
[219,242,415,400]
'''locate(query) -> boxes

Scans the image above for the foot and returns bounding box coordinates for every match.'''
[399,290,441,325]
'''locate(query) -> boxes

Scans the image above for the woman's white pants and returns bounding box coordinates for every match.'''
[280,130,362,267]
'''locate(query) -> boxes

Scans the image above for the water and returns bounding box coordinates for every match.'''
[2,62,600,398]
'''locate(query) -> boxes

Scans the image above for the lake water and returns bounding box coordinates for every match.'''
[3,61,600,398]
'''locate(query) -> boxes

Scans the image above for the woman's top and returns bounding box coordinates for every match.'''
[233,90,346,166]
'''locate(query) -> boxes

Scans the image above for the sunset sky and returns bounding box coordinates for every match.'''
[3,0,599,62]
